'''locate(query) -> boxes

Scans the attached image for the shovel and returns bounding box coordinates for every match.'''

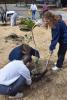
[45,53,52,71]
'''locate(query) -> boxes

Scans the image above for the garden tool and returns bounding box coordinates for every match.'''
[31,24,37,48]
[45,53,52,71]
[31,24,39,69]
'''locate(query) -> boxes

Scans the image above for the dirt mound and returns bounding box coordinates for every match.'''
[4,33,33,45]
[5,33,24,44]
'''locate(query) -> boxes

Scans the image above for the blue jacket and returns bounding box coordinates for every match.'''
[50,20,67,51]
[9,45,40,61]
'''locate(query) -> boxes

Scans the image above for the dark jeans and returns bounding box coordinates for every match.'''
[1,15,6,23]
[32,10,36,20]
[56,43,67,68]
[0,76,26,96]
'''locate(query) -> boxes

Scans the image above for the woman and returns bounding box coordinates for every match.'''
[43,11,67,71]
[40,3,49,17]
[9,44,40,62]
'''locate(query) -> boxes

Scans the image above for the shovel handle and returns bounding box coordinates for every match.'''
[45,54,52,68]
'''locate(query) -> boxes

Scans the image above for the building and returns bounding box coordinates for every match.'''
[0,0,67,7]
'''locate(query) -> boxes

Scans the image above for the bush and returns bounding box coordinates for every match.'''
[20,18,35,31]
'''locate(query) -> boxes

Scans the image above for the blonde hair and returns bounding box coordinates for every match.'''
[43,11,59,28]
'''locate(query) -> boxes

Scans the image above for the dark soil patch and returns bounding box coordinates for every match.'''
[4,33,24,45]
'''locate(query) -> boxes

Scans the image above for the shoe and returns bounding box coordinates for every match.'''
[9,93,23,99]
[15,93,23,97]
[54,62,56,65]
[52,66,59,71]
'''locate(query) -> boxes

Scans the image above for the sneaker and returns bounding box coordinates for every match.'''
[52,66,59,71]
[54,62,56,65]
[15,93,23,97]
[9,93,23,99]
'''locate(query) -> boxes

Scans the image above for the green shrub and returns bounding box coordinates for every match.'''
[20,18,35,31]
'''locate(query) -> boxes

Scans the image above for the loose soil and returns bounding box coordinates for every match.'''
[0,25,67,100]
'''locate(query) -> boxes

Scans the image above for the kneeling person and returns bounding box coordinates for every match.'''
[9,44,40,62]
[0,56,32,96]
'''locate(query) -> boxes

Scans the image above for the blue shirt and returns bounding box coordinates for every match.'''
[9,45,40,61]
[50,20,67,51]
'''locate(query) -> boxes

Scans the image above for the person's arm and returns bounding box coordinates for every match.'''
[35,5,37,11]
[19,63,32,85]
[24,70,32,85]
[49,23,60,51]
[30,47,40,58]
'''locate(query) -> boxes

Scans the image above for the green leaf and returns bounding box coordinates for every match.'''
[20,18,35,30]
